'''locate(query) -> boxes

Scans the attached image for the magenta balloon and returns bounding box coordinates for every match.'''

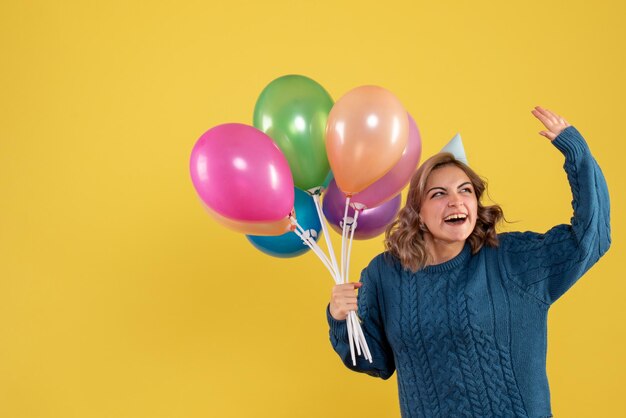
[351,113,421,208]
[322,179,401,240]
[189,123,295,222]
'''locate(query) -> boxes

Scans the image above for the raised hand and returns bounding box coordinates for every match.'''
[531,106,571,141]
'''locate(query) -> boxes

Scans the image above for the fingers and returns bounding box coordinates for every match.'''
[331,283,361,303]
[540,107,570,128]
[534,105,571,125]
[536,106,560,123]
[531,108,554,129]
[332,282,361,293]
[532,106,571,139]
[539,130,557,141]
[329,282,362,321]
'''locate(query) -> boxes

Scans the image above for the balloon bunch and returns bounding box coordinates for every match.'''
[189,76,422,366]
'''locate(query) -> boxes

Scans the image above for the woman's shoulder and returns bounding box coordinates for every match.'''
[365,251,404,277]
[496,227,571,251]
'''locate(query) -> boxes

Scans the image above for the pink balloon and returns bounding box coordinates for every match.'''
[351,114,421,208]
[190,123,295,222]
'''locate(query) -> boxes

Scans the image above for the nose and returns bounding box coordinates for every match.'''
[447,195,465,208]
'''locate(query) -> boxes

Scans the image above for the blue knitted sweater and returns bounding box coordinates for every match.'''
[327,127,611,418]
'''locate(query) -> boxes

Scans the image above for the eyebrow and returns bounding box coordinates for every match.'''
[427,181,473,194]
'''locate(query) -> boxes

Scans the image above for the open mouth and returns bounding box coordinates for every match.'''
[444,214,467,225]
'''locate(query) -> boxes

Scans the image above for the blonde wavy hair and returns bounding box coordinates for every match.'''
[384,153,504,272]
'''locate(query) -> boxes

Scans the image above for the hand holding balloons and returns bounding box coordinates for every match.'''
[189,77,414,368]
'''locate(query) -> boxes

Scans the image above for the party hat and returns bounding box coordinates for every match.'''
[440,133,468,165]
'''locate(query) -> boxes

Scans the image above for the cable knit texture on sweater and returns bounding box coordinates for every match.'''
[327,127,611,418]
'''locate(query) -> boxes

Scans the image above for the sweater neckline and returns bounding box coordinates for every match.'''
[420,242,471,274]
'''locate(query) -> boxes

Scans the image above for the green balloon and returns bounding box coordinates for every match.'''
[253,75,333,191]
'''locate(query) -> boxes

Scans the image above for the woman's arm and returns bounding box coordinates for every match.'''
[498,107,611,305]
[327,255,396,379]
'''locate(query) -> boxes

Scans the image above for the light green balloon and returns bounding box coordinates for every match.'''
[253,75,333,191]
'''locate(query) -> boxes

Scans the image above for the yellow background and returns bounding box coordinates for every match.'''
[1,1,624,417]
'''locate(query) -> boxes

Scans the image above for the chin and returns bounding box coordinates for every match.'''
[445,235,470,244]
[433,225,475,243]
[431,234,467,245]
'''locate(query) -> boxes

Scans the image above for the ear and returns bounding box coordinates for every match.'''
[417,216,428,232]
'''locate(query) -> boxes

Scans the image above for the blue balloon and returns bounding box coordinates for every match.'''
[246,188,322,258]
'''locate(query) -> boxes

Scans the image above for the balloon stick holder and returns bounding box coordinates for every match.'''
[306,186,324,196]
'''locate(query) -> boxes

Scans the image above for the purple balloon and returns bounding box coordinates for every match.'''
[190,123,295,222]
[323,179,401,240]
[351,113,421,208]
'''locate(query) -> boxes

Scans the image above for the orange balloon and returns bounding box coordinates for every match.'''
[202,202,294,236]
[326,85,408,194]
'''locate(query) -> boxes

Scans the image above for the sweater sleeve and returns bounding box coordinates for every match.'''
[498,126,611,305]
[326,255,396,379]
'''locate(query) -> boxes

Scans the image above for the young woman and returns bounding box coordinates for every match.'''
[327,107,611,418]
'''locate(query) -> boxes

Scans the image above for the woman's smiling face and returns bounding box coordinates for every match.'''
[419,164,478,244]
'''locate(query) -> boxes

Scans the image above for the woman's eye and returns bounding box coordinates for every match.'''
[461,188,473,193]
[431,192,443,198]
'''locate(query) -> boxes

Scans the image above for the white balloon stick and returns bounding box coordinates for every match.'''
[312,194,340,277]
[345,209,359,286]
[346,310,356,366]
[291,218,337,278]
[346,208,362,358]
[340,196,351,284]
[352,311,373,363]
[350,310,362,357]
[341,196,363,363]
[293,229,339,284]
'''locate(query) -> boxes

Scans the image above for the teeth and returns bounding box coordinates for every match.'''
[444,214,467,221]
